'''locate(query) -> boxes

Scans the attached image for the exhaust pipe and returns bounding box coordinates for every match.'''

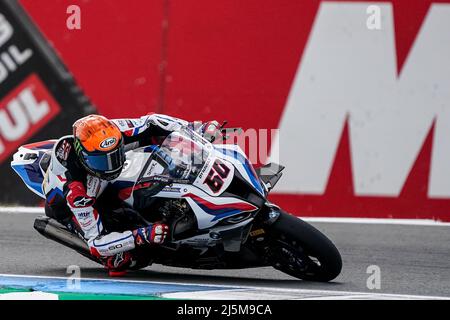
[34,215,99,263]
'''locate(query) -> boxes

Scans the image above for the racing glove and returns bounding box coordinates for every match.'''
[133,223,169,245]
[192,120,223,142]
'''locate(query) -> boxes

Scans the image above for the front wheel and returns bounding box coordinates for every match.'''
[267,210,342,282]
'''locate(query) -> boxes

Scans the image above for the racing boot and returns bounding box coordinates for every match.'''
[103,251,134,277]
[89,247,135,277]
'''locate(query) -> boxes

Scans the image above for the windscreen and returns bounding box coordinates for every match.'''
[155,129,211,182]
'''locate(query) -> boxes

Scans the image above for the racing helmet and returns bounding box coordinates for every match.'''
[73,115,125,181]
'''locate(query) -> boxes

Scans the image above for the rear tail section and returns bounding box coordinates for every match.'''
[10,140,56,198]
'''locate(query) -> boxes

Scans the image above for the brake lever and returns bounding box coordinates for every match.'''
[219,120,228,130]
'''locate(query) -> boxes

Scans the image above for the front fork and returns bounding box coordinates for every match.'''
[245,202,282,255]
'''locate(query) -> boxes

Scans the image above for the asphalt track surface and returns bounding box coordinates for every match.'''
[0,211,448,298]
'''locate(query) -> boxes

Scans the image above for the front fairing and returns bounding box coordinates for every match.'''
[114,128,265,229]
[139,129,213,184]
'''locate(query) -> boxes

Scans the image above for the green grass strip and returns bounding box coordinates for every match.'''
[0,287,168,300]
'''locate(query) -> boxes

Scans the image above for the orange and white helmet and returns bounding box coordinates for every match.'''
[73,115,125,181]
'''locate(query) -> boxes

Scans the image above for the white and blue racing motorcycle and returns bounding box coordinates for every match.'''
[11,128,342,281]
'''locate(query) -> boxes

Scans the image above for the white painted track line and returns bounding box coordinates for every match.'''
[162,288,450,300]
[302,217,450,226]
[1,206,449,226]
[0,207,45,214]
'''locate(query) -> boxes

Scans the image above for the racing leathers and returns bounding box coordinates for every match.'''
[43,114,219,270]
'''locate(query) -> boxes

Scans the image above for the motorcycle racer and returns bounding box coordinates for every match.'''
[43,113,220,275]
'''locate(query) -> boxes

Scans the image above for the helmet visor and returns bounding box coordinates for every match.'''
[81,145,125,173]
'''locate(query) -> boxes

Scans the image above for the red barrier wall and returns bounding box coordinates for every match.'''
[20,0,164,118]
[20,0,450,221]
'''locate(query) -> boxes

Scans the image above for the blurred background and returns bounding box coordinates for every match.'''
[1,0,449,221]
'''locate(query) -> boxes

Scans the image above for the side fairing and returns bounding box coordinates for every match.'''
[214,144,265,196]
[192,153,235,196]
[112,146,260,230]
[182,188,257,229]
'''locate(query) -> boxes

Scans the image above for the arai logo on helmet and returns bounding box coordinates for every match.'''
[99,137,117,150]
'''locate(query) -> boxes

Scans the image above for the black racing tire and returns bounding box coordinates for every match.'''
[268,210,342,282]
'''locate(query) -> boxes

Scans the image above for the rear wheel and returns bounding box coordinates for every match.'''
[267,210,342,282]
